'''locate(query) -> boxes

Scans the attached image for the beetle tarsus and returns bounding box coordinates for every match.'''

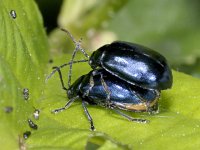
[90,123,95,131]
[130,118,149,124]
[52,108,63,114]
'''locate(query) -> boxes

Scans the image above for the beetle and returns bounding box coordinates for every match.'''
[50,29,172,91]
[89,41,173,90]
[51,67,160,130]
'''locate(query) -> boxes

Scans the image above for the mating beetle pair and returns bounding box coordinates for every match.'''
[47,29,173,130]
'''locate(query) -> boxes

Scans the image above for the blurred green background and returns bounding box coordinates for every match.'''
[36,0,200,78]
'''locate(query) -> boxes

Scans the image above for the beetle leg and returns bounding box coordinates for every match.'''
[100,74,111,108]
[88,74,95,95]
[82,100,95,131]
[52,66,68,91]
[82,75,95,98]
[111,107,149,123]
[52,95,79,113]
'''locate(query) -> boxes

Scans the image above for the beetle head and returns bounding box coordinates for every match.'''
[89,52,98,69]
[89,44,109,69]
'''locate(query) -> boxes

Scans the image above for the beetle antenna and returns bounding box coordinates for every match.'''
[46,59,88,82]
[68,43,80,88]
[52,66,68,91]
[60,28,89,58]
[60,28,89,88]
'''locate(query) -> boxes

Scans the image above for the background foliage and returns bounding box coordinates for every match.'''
[0,0,200,149]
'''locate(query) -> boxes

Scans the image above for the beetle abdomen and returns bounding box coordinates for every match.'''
[113,100,158,111]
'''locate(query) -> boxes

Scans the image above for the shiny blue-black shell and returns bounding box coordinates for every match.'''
[89,41,173,90]
[67,69,159,111]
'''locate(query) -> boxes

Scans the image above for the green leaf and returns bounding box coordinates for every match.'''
[0,0,48,149]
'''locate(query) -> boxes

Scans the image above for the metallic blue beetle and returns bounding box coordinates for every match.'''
[89,41,173,90]
[69,69,160,111]
[52,68,160,130]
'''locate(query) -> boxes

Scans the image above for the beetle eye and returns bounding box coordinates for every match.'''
[89,60,97,69]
